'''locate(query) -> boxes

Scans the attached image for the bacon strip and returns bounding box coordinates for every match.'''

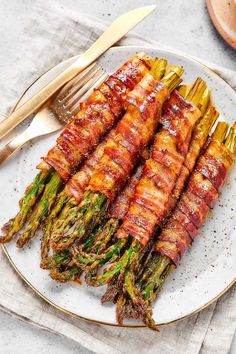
[116,91,201,247]
[107,162,146,220]
[65,130,115,202]
[166,125,213,215]
[88,74,169,202]
[156,139,234,265]
[39,53,151,182]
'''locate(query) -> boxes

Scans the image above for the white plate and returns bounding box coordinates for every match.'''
[1,46,236,327]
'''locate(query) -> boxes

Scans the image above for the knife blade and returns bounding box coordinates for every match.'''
[0,5,156,140]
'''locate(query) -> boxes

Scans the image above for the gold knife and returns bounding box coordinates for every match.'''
[0,5,156,140]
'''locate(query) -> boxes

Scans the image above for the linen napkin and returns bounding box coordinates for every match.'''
[0,1,235,353]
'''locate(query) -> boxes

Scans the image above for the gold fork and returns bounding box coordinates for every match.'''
[0,64,106,165]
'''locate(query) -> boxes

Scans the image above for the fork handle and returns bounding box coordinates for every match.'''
[0,63,86,140]
[0,131,30,165]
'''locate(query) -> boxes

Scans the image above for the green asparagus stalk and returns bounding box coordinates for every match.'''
[87,239,141,286]
[16,172,63,247]
[177,84,189,97]
[49,219,123,282]
[49,218,120,281]
[73,217,121,267]
[0,169,52,243]
[51,191,109,250]
[50,265,82,283]
[40,191,70,264]
[150,59,167,79]
[45,197,114,281]
[42,218,109,272]
[76,238,127,270]
[101,233,154,304]
[115,254,171,329]
[43,226,103,280]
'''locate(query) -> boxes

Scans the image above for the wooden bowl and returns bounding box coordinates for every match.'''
[206,0,236,50]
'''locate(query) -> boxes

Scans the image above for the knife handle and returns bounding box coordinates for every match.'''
[0,6,156,141]
[0,62,85,140]
[0,133,28,165]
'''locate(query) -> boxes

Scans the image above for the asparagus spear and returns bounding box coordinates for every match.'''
[51,191,109,250]
[40,191,70,265]
[49,66,183,252]
[50,265,82,283]
[49,216,122,281]
[44,216,118,274]
[42,222,102,270]
[0,169,52,243]
[16,172,63,247]
[48,218,120,281]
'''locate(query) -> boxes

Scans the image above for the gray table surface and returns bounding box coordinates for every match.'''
[0,0,235,353]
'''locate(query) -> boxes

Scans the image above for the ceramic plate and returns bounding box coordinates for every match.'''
[1,46,236,327]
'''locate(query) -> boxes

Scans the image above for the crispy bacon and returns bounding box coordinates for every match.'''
[40,53,151,182]
[159,91,197,155]
[196,140,232,191]
[178,190,209,228]
[65,131,115,202]
[166,124,211,213]
[107,163,146,220]
[116,91,201,247]
[188,172,218,208]
[156,139,234,265]
[88,74,169,202]
[173,208,198,240]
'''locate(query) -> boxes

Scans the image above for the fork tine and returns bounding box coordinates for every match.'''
[55,62,97,100]
[78,73,108,104]
[66,69,105,110]
[69,73,108,117]
[62,67,104,106]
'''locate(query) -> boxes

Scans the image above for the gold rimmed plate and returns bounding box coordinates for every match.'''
[1,46,236,327]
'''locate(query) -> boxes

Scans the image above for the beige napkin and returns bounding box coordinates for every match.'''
[0,1,235,353]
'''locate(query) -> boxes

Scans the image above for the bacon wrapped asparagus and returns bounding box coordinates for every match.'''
[48,82,191,281]
[72,85,212,272]
[75,105,217,306]
[124,122,236,330]
[47,160,147,282]
[40,59,168,267]
[114,107,219,324]
[47,154,148,281]
[42,60,173,277]
[0,53,151,245]
[48,67,183,254]
[85,78,208,288]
